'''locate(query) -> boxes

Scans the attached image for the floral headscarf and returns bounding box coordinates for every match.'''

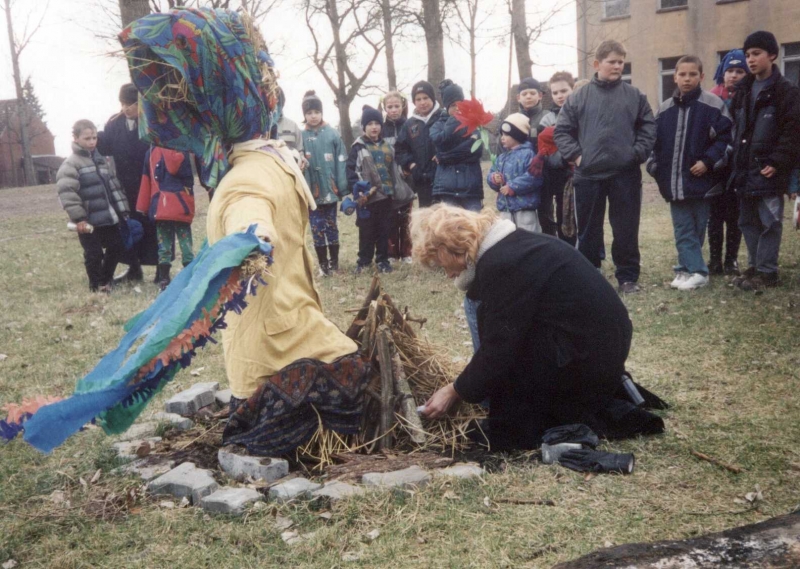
[120,8,280,188]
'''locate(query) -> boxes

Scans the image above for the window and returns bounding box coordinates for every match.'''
[782,42,800,87]
[659,56,683,102]
[621,62,632,85]
[658,0,688,9]
[603,0,630,19]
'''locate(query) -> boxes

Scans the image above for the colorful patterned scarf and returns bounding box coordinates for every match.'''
[120,8,280,188]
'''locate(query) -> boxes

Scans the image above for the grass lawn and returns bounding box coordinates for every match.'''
[1,181,799,568]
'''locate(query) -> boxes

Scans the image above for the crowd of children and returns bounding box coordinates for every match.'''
[57,28,800,295]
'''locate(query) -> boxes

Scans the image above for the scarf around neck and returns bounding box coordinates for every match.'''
[411,101,441,125]
[454,219,516,292]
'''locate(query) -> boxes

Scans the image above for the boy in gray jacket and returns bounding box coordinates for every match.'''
[554,40,656,294]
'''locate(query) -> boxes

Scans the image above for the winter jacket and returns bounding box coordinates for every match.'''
[301,123,349,205]
[136,147,196,223]
[57,142,130,227]
[430,113,483,199]
[554,74,656,182]
[382,116,406,146]
[487,141,542,212]
[710,84,735,108]
[97,113,149,204]
[727,65,800,198]
[647,87,732,202]
[454,228,632,410]
[521,102,546,152]
[276,116,304,152]
[395,105,444,189]
[346,135,395,205]
[206,140,357,399]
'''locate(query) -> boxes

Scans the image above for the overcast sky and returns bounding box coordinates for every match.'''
[0,0,577,157]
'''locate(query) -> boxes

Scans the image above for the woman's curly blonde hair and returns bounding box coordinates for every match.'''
[410,204,498,269]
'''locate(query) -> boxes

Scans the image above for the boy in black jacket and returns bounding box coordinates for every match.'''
[728,31,800,291]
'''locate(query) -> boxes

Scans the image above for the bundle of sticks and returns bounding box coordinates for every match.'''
[295,276,487,469]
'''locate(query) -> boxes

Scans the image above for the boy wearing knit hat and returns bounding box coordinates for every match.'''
[727,31,800,291]
[486,113,543,233]
[517,77,546,152]
[300,90,350,276]
[346,106,396,273]
[395,80,443,207]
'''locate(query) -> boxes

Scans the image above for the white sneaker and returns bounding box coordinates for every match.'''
[670,272,689,289]
[677,273,709,290]
[401,256,413,264]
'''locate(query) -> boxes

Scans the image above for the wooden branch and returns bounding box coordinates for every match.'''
[346,275,381,339]
[494,498,556,506]
[691,450,743,474]
[376,326,395,450]
[360,301,377,358]
[392,351,426,444]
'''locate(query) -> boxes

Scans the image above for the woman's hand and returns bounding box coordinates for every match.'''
[421,383,461,419]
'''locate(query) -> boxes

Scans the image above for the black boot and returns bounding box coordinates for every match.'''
[314,246,330,276]
[328,244,340,273]
[114,260,144,284]
[157,263,171,291]
[723,257,739,276]
[707,256,723,275]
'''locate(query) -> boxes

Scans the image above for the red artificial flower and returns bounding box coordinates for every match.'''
[454,98,494,137]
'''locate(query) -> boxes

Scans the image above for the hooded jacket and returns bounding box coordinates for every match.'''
[345,135,395,205]
[486,141,542,212]
[727,65,800,197]
[647,86,732,202]
[395,104,444,188]
[429,112,483,199]
[382,116,406,146]
[301,122,350,205]
[57,142,130,227]
[554,74,656,182]
[136,147,196,223]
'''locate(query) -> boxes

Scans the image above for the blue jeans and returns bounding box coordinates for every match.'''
[739,195,784,274]
[463,297,481,352]
[670,200,711,275]
[434,195,483,212]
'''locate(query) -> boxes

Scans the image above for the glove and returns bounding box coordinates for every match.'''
[542,424,599,448]
[558,449,635,474]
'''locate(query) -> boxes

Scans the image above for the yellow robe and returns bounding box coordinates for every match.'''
[206,140,358,399]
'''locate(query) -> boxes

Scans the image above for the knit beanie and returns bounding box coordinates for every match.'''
[439,79,465,110]
[360,105,383,130]
[501,113,530,144]
[744,31,779,56]
[713,49,748,85]
[518,77,542,93]
[411,80,436,103]
[119,84,139,105]
[302,90,323,115]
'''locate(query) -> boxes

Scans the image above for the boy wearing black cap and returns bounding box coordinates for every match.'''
[395,81,443,207]
[517,77,546,151]
[346,106,396,273]
[728,31,800,291]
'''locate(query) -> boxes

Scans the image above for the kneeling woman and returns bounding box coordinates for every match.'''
[413,205,657,451]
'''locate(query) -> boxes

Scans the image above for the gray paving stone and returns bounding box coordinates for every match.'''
[218,447,289,483]
[215,389,232,406]
[433,463,485,479]
[115,457,176,481]
[201,487,263,516]
[111,437,162,460]
[311,481,364,501]
[152,412,194,431]
[164,382,219,416]
[117,421,158,441]
[361,466,430,489]
[147,462,219,504]
[268,477,321,502]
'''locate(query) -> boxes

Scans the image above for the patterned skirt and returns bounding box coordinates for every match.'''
[223,353,369,456]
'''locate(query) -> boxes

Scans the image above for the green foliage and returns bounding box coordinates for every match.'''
[22,78,46,124]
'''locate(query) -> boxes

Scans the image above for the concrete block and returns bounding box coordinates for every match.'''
[268,477,321,502]
[147,462,219,504]
[311,481,364,501]
[433,463,485,479]
[218,447,289,483]
[117,422,158,441]
[215,389,232,407]
[201,487,263,516]
[152,412,194,431]
[111,437,161,460]
[164,382,219,416]
[115,457,176,481]
[361,466,430,489]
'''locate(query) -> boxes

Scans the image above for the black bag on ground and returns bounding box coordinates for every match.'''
[558,449,635,474]
[541,424,599,448]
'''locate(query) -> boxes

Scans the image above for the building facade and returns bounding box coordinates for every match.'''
[0,100,58,188]
[576,0,800,109]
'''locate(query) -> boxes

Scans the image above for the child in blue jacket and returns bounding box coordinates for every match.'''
[487,113,543,232]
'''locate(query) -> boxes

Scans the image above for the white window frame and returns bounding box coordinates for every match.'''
[602,0,630,19]
[621,62,632,84]
[658,0,688,10]
[659,56,683,102]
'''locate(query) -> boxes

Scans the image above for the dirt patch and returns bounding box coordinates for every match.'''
[0,184,63,221]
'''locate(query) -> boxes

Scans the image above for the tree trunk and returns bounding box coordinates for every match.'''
[510,0,533,80]
[4,0,35,187]
[328,0,355,148]
[421,0,445,93]
[381,0,397,90]
[469,3,477,97]
[118,0,150,28]
[338,95,354,148]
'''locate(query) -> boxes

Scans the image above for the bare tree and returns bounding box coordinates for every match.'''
[303,0,384,147]
[119,0,150,27]
[2,0,49,186]
[417,0,445,91]
[447,0,501,97]
[509,0,571,81]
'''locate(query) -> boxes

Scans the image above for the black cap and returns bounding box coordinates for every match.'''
[360,105,383,130]
[439,79,464,110]
[411,80,436,103]
[744,31,779,56]
[302,90,323,115]
[518,77,542,93]
[119,84,139,105]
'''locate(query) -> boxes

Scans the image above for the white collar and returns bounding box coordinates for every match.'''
[411,102,441,125]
